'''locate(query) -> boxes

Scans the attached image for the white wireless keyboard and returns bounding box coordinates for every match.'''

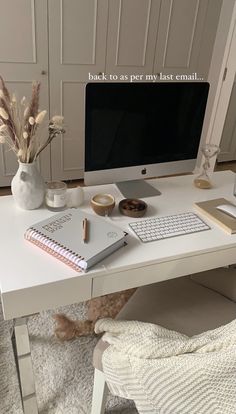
[129,212,210,243]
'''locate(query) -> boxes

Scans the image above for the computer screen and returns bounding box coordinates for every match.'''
[84,82,209,197]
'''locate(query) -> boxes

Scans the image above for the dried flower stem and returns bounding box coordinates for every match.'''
[0,76,10,103]
[0,100,19,149]
[0,78,65,163]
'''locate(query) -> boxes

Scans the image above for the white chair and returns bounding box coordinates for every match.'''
[91,267,236,413]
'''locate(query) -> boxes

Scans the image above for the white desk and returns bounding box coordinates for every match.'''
[1,170,236,413]
[1,171,236,320]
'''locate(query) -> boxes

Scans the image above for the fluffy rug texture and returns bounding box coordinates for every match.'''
[0,299,137,414]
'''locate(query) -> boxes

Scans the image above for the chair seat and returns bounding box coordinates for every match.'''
[93,275,236,371]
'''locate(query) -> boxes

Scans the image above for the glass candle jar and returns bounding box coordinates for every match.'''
[45,181,67,211]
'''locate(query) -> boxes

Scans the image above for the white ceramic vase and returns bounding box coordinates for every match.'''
[11,161,45,210]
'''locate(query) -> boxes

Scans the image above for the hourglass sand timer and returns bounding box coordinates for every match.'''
[194,144,220,189]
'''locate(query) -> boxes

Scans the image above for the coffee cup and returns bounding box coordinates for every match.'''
[91,193,115,216]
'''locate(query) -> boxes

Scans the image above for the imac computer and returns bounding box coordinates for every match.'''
[84,82,209,198]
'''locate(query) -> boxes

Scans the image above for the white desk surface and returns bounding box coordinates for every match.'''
[1,170,236,319]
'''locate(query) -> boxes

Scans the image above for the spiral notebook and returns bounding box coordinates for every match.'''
[24,209,127,271]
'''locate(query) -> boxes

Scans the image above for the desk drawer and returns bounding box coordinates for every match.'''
[2,275,92,320]
[92,247,236,297]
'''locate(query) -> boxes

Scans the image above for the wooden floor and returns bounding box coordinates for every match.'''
[0,161,235,197]
[0,178,84,197]
[215,161,236,173]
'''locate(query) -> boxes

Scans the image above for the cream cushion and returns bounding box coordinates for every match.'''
[190,267,236,302]
[93,275,236,371]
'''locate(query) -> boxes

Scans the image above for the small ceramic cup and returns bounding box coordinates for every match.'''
[91,193,115,216]
[67,186,84,207]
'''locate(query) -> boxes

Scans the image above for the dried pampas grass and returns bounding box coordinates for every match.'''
[0,77,65,163]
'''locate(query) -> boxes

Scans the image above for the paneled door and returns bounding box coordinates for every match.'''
[48,0,109,181]
[153,0,222,80]
[106,0,161,77]
[218,75,236,162]
[0,0,50,186]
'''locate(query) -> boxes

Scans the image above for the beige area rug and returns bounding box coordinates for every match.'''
[0,299,138,414]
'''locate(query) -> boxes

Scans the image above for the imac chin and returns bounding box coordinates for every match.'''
[84,82,209,198]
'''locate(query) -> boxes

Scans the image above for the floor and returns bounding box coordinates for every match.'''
[0,178,84,197]
[0,161,235,197]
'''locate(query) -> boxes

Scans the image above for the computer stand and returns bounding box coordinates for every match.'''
[116,180,161,199]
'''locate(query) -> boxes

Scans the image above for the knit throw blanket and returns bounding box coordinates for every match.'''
[95,318,236,414]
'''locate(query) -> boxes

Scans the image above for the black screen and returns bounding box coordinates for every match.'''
[85,82,209,171]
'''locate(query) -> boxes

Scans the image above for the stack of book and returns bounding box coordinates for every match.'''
[195,198,236,234]
[25,209,127,271]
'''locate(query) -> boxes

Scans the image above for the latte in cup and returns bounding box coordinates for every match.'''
[91,194,115,216]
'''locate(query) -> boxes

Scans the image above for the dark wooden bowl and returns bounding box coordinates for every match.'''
[119,198,147,218]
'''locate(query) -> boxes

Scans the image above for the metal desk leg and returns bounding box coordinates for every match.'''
[11,317,38,414]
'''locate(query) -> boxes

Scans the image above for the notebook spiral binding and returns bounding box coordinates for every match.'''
[25,227,86,271]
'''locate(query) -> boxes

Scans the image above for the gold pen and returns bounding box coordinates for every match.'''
[82,218,88,243]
